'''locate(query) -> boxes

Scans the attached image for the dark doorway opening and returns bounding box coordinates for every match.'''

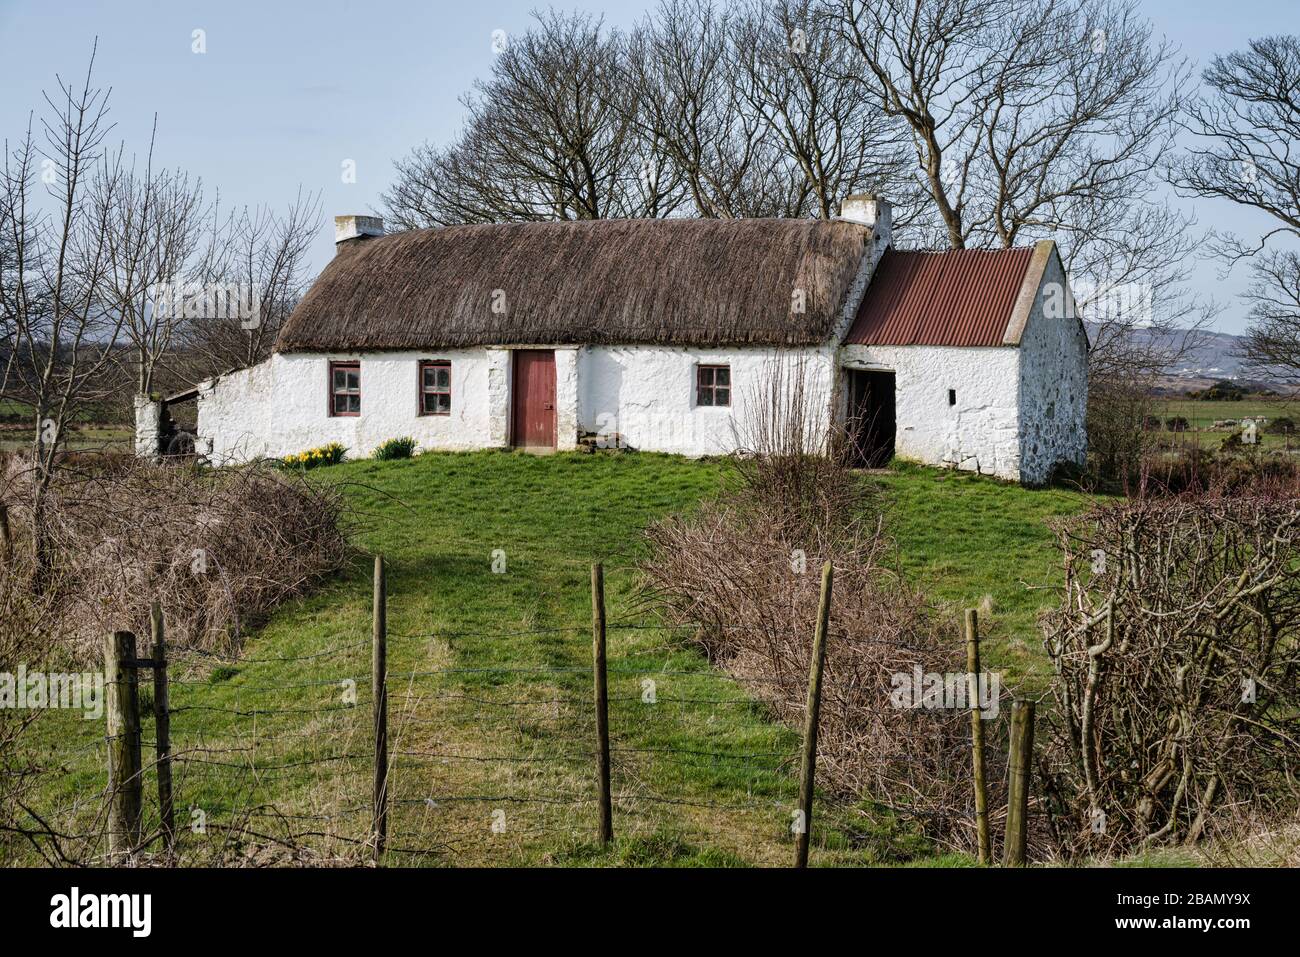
[846,369,896,468]
[160,387,200,458]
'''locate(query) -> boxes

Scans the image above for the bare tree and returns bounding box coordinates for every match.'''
[0,45,124,582]
[620,0,910,219]
[826,0,1002,246]
[827,0,1204,329]
[1240,251,1300,386]
[393,2,910,226]
[180,190,320,379]
[1173,36,1300,385]
[622,0,802,218]
[93,122,207,396]
[383,11,677,227]
[826,0,1188,247]
[729,0,911,218]
[1075,199,1219,482]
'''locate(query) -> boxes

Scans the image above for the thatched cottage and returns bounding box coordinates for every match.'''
[145,195,1088,485]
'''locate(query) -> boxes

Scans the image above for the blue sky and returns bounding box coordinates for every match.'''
[0,0,1294,333]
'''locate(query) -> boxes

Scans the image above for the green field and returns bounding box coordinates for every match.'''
[0,399,132,451]
[0,429,132,452]
[1151,397,1300,450]
[876,461,1097,687]
[11,452,1096,867]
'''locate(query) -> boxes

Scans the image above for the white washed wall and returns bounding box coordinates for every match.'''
[839,344,1022,480]
[576,345,835,457]
[198,350,496,464]
[198,345,838,463]
[1016,254,1089,485]
[195,336,1084,479]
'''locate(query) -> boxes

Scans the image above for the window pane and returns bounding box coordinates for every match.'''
[715,367,730,387]
[436,368,450,388]
[348,394,360,413]
[436,393,451,413]
[715,388,730,406]
[422,393,435,414]
[423,366,435,388]
[334,369,347,390]
[699,367,714,387]
[699,388,713,407]
[346,371,359,391]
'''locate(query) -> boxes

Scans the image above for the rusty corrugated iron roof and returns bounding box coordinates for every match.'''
[846,246,1038,347]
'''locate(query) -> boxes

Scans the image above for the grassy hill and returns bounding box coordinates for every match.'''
[13,451,1095,866]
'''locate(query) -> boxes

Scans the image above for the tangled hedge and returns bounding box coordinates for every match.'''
[2,453,349,664]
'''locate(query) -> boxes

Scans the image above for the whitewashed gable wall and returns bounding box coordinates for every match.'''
[839,344,1022,480]
[1015,252,1089,485]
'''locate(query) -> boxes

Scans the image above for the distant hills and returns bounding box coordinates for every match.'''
[1084,322,1289,394]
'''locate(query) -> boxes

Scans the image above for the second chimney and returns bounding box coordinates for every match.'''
[838,194,891,250]
[334,214,385,254]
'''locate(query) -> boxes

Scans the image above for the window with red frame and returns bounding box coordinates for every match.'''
[329,361,360,416]
[420,360,451,415]
[696,364,731,407]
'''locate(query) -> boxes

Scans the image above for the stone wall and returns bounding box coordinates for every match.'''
[133,396,162,459]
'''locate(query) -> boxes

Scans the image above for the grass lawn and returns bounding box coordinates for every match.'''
[873,461,1097,689]
[10,451,1095,867]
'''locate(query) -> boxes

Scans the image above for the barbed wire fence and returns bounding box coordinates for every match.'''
[18,555,1037,867]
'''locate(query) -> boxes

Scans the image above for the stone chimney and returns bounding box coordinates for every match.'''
[334,214,384,254]
[837,194,891,251]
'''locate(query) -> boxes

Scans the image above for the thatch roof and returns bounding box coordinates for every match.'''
[276,218,871,352]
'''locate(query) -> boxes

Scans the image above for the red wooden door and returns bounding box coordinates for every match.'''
[512,350,557,449]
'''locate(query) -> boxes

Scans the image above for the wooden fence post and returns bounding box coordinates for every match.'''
[591,563,613,846]
[104,629,143,860]
[0,501,11,566]
[795,560,834,868]
[150,602,175,853]
[372,554,388,863]
[1004,699,1036,867]
[965,609,990,865]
